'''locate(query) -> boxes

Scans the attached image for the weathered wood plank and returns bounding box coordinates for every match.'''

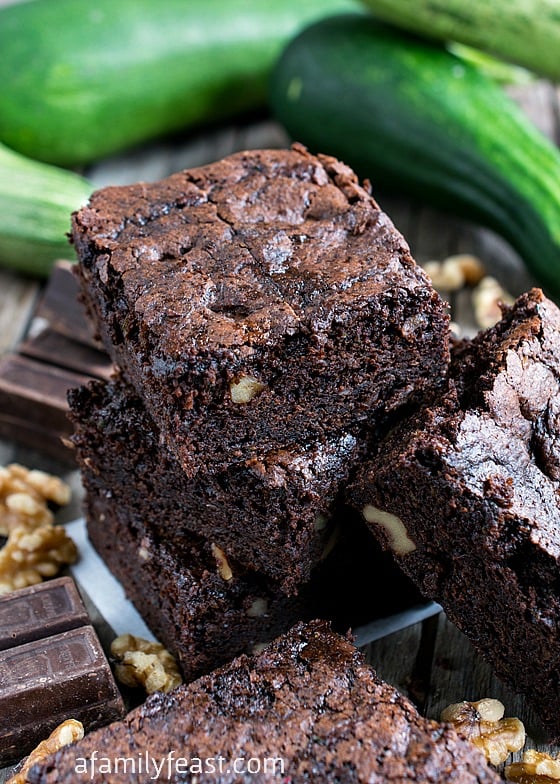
[364,614,435,707]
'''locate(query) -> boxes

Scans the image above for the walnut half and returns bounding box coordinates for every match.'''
[210,543,233,581]
[473,276,514,329]
[229,375,266,404]
[7,719,83,784]
[424,254,486,292]
[0,525,78,595]
[362,504,416,555]
[0,464,71,537]
[506,749,560,783]
[441,698,525,766]
[111,633,182,694]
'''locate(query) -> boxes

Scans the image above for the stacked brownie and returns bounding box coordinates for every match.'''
[72,144,449,482]
[68,145,449,678]
[68,376,424,682]
[348,289,560,741]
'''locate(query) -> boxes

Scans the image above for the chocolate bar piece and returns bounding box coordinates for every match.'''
[0,261,113,462]
[0,577,90,651]
[20,328,112,381]
[26,260,102,350]
[0,580,125,765]
[0,354,94,463]
[0,625,125,765]
[20,262,113,380]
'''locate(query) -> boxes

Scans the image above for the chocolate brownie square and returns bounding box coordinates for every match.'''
[69,376,422,661]
[69,376,369,593]
[28,620,499,784]
[71,145,449,478]
[84,484,421,684]
[348,289,560,740]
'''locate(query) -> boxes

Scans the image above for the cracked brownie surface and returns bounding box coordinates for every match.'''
[349,289,560,740]
[71,144,449,477]
[28,620,499,784]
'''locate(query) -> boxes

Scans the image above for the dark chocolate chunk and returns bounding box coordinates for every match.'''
[0,577,90,651]
[20,262,112,380]
[28,260,102,351]
[0,354,95,463]
[0,625,125,765]
[20,328,112,381]
[0,261,113,462]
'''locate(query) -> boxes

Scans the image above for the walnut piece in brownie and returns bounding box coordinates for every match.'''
[349,288,560,741]
[28,620,499,784]
[71,144,449,477]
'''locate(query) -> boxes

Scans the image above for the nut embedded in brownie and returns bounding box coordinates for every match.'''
[348,288,560,741]
[71,144,449,478]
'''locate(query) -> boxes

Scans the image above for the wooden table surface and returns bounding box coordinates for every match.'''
[1,81,560,779]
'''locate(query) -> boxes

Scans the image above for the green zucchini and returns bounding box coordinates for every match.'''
[0,143,92,277]
[0,0,359,167]
[358,0,560,83]
[270,14,560,301]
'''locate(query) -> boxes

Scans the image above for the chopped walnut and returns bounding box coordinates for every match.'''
[7,719,84,784]
[506,749,560,782]
[441,698,525,766]
[111,633,182,694]
[441,698,505,730]
[362,504,416,555]
[424,254,486,293]
[446,254,486,286]
[473,276,515,329]
[229,375,266,403]
[0,525,78,595]
[0,463,71,536]
[424,258,466,291]
[210,542,233,581]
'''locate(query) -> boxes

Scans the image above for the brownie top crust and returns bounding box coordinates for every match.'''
[447,289,560,555]
[29,620,498,784]
[71,143,432,359]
